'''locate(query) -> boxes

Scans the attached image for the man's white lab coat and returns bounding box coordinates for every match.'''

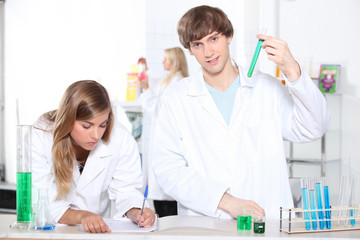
[140,72,185,200]
[152,65,330,219]
[31,117,146,223]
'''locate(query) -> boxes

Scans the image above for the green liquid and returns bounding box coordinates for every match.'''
[16,172,32,222]
[254,221,265,233]
[237,215,252,230]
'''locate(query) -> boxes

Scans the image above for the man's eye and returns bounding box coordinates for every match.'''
[212,37,218,42]
[192,43,201,48]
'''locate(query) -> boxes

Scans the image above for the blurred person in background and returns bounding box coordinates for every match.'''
[138,47,189,217]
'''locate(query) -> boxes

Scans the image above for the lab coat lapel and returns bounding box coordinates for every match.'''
[76,142,112,192]
[188,70,228,128]
[229,67,257,127]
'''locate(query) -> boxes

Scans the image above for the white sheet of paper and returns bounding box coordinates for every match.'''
[104,216,158,232]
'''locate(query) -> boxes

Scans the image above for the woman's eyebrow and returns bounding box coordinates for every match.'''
[81,119,108,125]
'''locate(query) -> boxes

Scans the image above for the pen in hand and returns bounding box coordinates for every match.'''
[138,185,148,227]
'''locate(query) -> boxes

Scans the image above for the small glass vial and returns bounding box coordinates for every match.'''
[253,216,265,234]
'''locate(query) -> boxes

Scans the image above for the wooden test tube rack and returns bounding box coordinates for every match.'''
[280,206,360,233]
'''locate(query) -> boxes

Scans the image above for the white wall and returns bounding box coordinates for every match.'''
[276,0,360,198]
[4,0,146,183]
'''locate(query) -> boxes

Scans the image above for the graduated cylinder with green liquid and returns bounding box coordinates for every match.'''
[14,125,32,228]
[16,172,32,222]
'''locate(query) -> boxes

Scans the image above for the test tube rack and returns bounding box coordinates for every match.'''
[279,206,360,234]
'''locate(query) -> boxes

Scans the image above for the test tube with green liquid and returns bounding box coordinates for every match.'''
[15,125,32,228]
[247,28,267,78]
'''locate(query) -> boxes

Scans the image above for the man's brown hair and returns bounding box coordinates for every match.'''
[177,5,234,49]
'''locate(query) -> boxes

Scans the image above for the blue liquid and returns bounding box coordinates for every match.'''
[309,190,318,230]
[316,183,325,229]
[301,188,311,230]
[33,224,55,231]
[324,186,331,229]
[350,209,355,226]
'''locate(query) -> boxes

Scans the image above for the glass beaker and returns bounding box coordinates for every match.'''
[13,125,32,229]
[237,209,252,230]
[253,215,265,234]
[30,187,55,230]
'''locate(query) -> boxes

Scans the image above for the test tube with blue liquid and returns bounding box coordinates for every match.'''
[300,178,311,230]
[321,177,331,229]
[247,28,267,78]
[315,178,325,229]
[349,176,358,226]
[309,178,318,230]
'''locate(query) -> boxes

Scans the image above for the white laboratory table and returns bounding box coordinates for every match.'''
[1,214,360,240]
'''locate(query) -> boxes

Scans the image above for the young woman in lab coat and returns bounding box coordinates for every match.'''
[138,47,189,217]
[151,6,330,220]
[31,80,155,233]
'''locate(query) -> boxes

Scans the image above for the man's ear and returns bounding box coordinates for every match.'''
[227,35,233,45]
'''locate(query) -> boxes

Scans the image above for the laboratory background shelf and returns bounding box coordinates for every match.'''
[286,93,342,178]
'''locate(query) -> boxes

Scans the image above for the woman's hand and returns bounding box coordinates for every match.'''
[257,34,301,83]
[138,57,149,90]
[80,212,111,233]
[126,207,156,227]
[138,77,149,90]
[59,209,111,233]
[218,193,265,218]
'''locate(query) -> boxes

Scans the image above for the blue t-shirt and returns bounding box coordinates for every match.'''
[205,75,240,125]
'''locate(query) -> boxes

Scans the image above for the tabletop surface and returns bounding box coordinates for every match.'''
[1,214,360,240]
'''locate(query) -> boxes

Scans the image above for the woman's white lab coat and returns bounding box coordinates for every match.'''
[139,71,184,200]
[152,65,330,219]
[31,117,146,223]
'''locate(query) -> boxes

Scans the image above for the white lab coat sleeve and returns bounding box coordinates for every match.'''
[139,77,163,115]
[30,127,71,223]
[279,66,331,142]
[108,128,147,219]
[152,99,229,217]
[139,88,159,114]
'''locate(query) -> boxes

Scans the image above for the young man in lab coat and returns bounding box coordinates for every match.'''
[151,5,330,219]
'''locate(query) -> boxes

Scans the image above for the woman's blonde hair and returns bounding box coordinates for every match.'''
[161,47,189,86]
[44,80,114,200]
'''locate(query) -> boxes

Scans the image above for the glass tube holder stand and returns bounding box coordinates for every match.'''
[280,206,360,233]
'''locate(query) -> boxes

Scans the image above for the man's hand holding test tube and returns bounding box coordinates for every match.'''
[248,29,301,83]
